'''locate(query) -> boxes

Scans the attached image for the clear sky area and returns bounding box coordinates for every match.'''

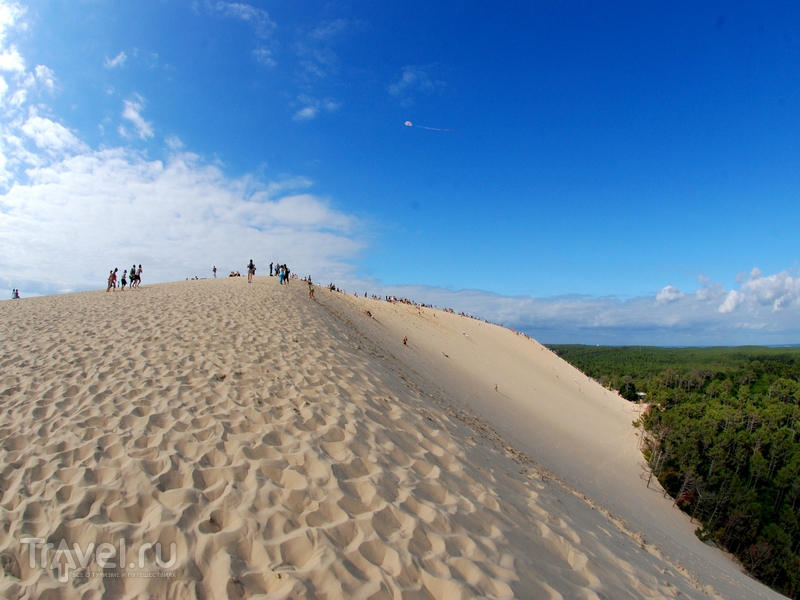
[1,0,799,344]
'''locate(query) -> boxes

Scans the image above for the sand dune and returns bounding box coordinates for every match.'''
[0,279,785,599]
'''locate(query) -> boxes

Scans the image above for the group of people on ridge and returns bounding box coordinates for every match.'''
[269,262,292,284]
[106,264,143,291]
[240,261,293,285]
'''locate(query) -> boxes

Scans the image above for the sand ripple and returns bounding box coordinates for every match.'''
[0,280,717,599]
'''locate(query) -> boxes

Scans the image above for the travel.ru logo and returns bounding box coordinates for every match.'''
[21,537,177,582]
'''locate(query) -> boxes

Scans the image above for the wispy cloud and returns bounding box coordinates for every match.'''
[293,94,340,121]
[209,2,277,70]
[119,97,154,139]
[294,19,349,81]
[252,46,275,67]
[104,51,127,69]
[34,64,54,92]
[211,1,275,38]
[388,65,446,105]
[0,6,363,296]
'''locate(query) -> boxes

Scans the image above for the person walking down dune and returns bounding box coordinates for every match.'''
[308,279,315,299]
[247,259,256,283]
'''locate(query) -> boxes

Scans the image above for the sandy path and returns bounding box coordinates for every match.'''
[0,279,784,599]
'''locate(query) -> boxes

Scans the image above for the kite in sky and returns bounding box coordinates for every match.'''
[404,121,453,132]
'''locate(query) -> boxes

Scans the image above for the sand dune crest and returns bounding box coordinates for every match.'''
[0,279,786,599]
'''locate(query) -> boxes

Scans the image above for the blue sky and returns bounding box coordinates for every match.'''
[1,0,799,344]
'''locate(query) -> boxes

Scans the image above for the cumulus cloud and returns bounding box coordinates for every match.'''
[728,269,800,312]
[104,51,127,68]
[655,285,684,305]
[120,98,154,139]
[374,269,800,345]
[20,113,87,156]
[0,46,23,71]
[0,147,363,294]
[718,290,744,314]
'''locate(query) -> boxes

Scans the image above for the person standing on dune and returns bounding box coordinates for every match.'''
[247,259,256,283]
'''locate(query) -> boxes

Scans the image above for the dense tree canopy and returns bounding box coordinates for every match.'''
[548,345,800,599]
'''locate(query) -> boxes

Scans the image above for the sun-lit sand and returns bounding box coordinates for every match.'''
[0,278,786,599]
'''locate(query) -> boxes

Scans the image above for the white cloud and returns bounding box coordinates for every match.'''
[293,106,317,121]
[388,70,417,96]
[655,284,684,305]
[0,147,363,294]
[34,64,55,92]
[165,135,184,150]
[717,268,800,314]
[293,19,349,82]
[293,94,339,121]
[738,270,800,311]
[104,51,127,69]
[212,2,275,38]
[0,46,23,71]
[372,268,800,345]
[717,290,744,314]
[0,6,362,296]
[309,19,348,40]
[252,46,275,67]
[0,2,25,46]
[388,65,446,103]
[121,98,154,139]
[20,113,87,156]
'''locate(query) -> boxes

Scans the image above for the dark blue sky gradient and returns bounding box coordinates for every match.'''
[16,0,800,298]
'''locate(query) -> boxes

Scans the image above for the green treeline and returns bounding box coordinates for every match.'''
[547,345,800,599]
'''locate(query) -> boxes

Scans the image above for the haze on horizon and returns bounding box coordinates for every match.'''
[1,0,799,345]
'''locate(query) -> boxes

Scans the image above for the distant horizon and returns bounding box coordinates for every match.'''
[4,275,800,348]
[1,1,799,345]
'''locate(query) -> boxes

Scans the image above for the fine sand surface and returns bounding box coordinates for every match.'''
[0,278,786,599]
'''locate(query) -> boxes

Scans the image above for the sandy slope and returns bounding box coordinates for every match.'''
[0,278,786,599]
